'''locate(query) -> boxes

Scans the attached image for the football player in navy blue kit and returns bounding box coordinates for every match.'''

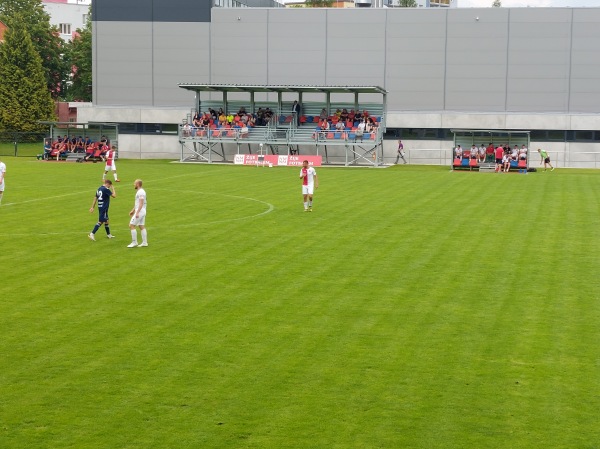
[88,180,116,241]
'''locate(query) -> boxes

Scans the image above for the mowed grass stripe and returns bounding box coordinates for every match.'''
[0,159,599,448]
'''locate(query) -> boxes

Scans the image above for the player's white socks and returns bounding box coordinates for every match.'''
[141,229,147,244]
[303,201,308,210]
[130,229,138,244]
[308,200,313,207]
[114,173,118,181]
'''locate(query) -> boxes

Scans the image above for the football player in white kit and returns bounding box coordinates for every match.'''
[0,158,5,205]
[103,145,120,182]
[299,160,318,212]
[128,179,148,247]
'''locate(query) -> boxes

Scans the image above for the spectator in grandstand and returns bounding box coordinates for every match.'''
[209,108,217,121]
[348,109,356,122]
[538,148,554,171]
[320,108,328,120]
[495,145,504,172]
[356,119,366,142]
[335,108,342,118]
[454,145,463,161]
[292,100,301,126]
[218,110,227,126]
[519,145,528,160]
[335,120,345,131]
[354,110,363,123]
[238,106,247,115]
[226,112,234,124]
[182,122,192,137]
[84,136,92,147]
[395,140,407,164]
[319,118,330,131]
[362,109,370,118]
[202,114,211,127]
[340,108,349,122]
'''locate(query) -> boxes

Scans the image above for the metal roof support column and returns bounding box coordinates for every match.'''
[354,92,359,114]
[250,91,255,114]
[223,91,227,114]
[326,91,330,116]
[382,92,387,132]
[278,91,282,117]
[196,91,201,114]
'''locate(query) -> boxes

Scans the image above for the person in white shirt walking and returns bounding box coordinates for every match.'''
[299,160,318,212]
[103,146,120,182]
[128,179,148,247]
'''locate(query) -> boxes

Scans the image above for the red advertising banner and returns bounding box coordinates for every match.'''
[233,154,322,167]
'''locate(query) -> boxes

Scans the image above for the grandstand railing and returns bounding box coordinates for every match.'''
[179,122,384,166]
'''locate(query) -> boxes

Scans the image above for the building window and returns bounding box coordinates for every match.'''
[82,14,89,24]
[59,23,71,35]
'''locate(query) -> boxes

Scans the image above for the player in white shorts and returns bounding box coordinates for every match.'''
[299,159,318,212]
[128,179,148,247]
[0,158,5,205]
[103,146,119,182]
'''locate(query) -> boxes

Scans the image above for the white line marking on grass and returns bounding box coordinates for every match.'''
[0,189,274,237]
[151,188,275,227]
[0,170,232,208]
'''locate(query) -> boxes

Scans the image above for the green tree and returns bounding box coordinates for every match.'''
[0,0,67,99]
[492,0,501,6]
[398,0,418,6]
[305,0,334,6]
[64,7,92,102]
[0,20,55,131]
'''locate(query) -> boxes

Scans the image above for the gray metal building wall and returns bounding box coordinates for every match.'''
[93,6,600,114]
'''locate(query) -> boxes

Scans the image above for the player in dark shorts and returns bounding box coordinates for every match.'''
[89,180,116,241]
[537,148,554,171]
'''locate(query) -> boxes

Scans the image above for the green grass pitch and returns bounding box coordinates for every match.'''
[0,157,599,448]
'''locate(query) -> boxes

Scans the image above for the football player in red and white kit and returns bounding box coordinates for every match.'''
[102,145,120,182]
[299,159,318,212]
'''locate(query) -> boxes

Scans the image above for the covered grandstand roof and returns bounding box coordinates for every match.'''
[178,83,387,95]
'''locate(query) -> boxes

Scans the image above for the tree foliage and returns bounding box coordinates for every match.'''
[0,19,56,131]
[305,0,334,7]
[0,0,67,99]
[492,0,501,6]
[64,6,92,102]
[398,0,418,6]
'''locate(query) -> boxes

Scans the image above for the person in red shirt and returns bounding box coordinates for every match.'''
[103,145,120,182]
[495,145,505,172]
[486,143,495,163]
